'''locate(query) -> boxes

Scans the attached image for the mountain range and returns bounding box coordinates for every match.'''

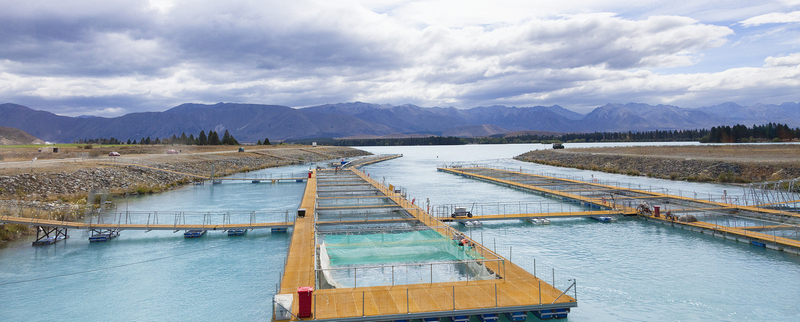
[0,101,798,143]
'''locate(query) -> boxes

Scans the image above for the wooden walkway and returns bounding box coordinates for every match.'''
[0,215,292,231]
[441,210,624,221]
[279,169,318,295]
[439,167,800,254]
[277,167,576,321]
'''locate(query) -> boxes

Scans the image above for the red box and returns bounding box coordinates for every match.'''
[297,286,314,318]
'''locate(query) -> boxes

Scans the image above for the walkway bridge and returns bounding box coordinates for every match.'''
[275,165,576,322]
[438,166,800,255]
[0,209,295,245]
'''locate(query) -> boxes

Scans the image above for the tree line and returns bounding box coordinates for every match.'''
[73,123,799,146]
[75,130,271,146]
[700,123,800,143]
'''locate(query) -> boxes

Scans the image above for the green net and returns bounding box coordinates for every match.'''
[323,230,483,266]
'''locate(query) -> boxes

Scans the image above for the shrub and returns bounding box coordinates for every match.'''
[625,169,641,176]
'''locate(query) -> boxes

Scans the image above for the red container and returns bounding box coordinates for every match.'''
[297,286,314,318]
[653,206,660,217]
[308,171,312,178]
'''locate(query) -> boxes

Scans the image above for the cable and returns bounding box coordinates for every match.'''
[0,239,247,286]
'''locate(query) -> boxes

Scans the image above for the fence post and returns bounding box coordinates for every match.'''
[495,283,498,308]
[406,288,409,314]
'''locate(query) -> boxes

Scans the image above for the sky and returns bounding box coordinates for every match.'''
[0,0,799,117]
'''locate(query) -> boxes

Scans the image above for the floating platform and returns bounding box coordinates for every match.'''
[89,231,120,242]
[276,165,576,322]
[590,216,617,223]
[505,311,527,321]
[227,229,247,236]
[184,230,206,238]
[438,167,800,255]
[458,220,483,227]
[526,218,550,225]
[271,227,288,233]
[32,235,67,246]
[533,308,569,319]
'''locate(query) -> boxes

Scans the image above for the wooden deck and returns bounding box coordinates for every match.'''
[276,167,576,321]
[279,169,317,295]
[439,167,800,253]
[0,216,292,230]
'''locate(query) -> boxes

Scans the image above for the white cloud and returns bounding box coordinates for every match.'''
[0,0,798,115]
[764,53,800,67]
[740,11,800,27]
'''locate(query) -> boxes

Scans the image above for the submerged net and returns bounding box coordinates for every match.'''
[318,242,346,289]
[319,230,495,288]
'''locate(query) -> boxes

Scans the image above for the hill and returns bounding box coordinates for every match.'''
[0,127,45,145]
[0,101,798,142]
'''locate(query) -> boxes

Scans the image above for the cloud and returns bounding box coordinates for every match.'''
[740,11,800,27]
[0,0,797,116]
[764,53,800,67]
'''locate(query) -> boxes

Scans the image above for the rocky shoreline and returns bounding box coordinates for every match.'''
[0,146,369,242]
[515,149,800,183]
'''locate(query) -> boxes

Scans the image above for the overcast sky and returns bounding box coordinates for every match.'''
[1,0,799,116]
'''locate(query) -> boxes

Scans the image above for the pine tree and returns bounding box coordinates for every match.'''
[198,131,207,145]
[263,137,271,145]
[222,130,231,145]
[209,131,220,145]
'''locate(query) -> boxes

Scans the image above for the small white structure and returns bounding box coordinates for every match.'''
[274,294,293,320]
[312,142,317,147]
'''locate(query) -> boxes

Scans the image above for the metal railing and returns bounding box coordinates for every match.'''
[307,277,577,320]
[316,258,505,288]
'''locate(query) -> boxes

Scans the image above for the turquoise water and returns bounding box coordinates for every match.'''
[2,144,800,321]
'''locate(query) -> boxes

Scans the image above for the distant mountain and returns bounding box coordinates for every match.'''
[0,103,394,142]
[698,102,800,126]
[0,126,44,145]
[581,103,714,132]
[442,124,509,137]
[0,101,797,142]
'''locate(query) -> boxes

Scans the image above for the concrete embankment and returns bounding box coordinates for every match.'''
[515,147,800,183]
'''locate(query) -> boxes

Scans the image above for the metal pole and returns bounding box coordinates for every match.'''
[362,291,365,317]
[538,280,542,304]
[406,288,410,314]
[495,283,498,308]
[452,286,456,310]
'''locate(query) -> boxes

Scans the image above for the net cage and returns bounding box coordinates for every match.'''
[317,229,498,289]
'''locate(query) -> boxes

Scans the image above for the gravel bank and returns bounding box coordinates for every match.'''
[516,147,800,183]
[0,146,369,241]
